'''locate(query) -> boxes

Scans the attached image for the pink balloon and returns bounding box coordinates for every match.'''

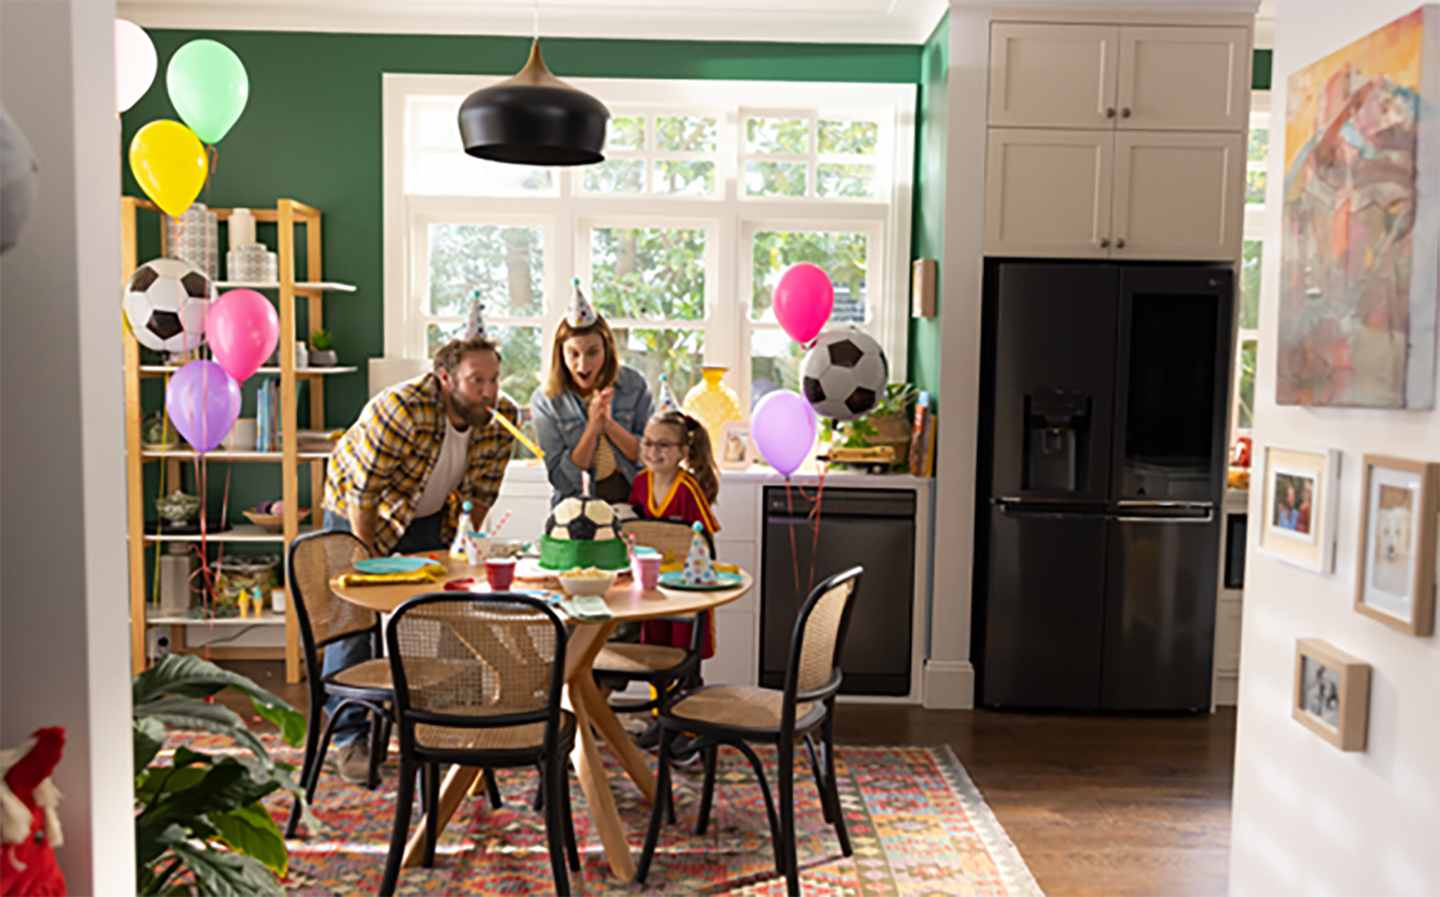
[751,389,817,478]
[166,360,241,453]
[206,289,278,382]
[772,263,834,345]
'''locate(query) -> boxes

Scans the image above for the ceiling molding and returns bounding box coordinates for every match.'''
[117,0,951,45]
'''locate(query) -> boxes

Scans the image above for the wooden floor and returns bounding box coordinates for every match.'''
[225,662,1235,897]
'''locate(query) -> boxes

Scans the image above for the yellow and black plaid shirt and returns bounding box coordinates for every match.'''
[324,373,517,555]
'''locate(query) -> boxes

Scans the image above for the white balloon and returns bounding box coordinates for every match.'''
[115,19,157,113]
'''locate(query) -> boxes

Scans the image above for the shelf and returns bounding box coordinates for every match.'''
[142,524,311,543]
[215,280,356,293]
[140,448,335,461]
[146,613,286,627]
[140,365,358,377]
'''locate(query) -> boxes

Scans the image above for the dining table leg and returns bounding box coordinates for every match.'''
[401,764,483,869]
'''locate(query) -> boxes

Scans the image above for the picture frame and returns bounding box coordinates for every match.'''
[718,421,753,470]
[1292,638,1371,752]
[1354,454,1438,636]
[1257,445,1342,574]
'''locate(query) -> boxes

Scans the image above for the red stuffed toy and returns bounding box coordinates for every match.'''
[1,727,66,897]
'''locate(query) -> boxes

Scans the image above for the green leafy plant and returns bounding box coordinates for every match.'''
[308,329,334,351]
[134,654,311,896]
[820,381,919,451]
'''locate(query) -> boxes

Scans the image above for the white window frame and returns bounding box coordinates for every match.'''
[383,73,915,407]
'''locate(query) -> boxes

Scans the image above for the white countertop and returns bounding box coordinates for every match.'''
[500,459,932,491]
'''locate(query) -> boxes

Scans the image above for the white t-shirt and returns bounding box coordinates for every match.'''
[411,417,470,519]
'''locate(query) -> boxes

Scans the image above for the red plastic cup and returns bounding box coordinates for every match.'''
[484,557,517,591]
[631,553,661,590]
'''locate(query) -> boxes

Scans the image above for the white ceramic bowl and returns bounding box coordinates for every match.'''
[486,538,528,559]
[557,569,616,597]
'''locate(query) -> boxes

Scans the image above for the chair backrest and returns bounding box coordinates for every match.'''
[288,530,378,654]
[621,518,715,566]
[782,566,864,721]
[385,592,568,742]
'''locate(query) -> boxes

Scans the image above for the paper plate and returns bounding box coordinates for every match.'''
[355,556,439,574]
[657,570,743,591]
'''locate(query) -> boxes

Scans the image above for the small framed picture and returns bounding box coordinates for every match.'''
[1354,454,1438,636]
[719,421,753,470]
[1257,445,1341,574]
[1292,639,1371,752]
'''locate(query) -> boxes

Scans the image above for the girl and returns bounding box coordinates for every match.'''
[532,278,654,505]
[631,409,722,656]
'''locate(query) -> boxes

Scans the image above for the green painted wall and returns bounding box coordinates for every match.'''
[909,14,948,401]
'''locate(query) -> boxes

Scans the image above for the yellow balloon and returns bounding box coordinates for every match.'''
[128,119,207,217]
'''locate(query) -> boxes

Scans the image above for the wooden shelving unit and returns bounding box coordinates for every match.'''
[121,196,353,682]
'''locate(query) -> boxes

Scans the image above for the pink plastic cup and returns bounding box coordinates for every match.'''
[484,557,517,591]
[631,553,661,590]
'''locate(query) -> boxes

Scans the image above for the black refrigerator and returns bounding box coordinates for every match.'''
[975,261,1233,712]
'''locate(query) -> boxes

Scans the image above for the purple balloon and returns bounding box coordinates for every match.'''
[751,389,817,478]
[166,359,241,453]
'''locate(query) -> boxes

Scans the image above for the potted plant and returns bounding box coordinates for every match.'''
[820,382,918,471]
[308,329,337,367]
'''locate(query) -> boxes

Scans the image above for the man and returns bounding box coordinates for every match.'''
[321,334,517,781]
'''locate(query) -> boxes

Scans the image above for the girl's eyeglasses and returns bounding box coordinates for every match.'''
[640,439,681,451]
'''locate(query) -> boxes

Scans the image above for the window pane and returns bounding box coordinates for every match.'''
[749,328,805,408]
[407,150,555,197]
[590,226,706,322]
[750,229,868,324]
[1246,168,1267,205]
[818,119,878,155]
[581,158,645,194]
[1241,239,1263,329]
[654,160,715,195]
[611,327,703,400]
[744,161,807,197]
[746,116,808,155]
[656,115,717,153]
[1247,127,1269,163]
[1237,339,1256,430]
[609,115,645,151]
[427,224,543,317]
[816,163,876,199]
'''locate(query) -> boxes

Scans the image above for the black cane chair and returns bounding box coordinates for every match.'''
[379,592,581,897]
[636,566,864,896]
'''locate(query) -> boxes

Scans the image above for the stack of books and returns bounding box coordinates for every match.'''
[908,391,937,477]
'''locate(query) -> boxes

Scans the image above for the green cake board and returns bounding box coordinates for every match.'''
[538,536,629,571]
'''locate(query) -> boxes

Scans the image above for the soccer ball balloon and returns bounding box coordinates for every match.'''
[801,328,889,421]
[546,496,618,541]
[124,257,213,353]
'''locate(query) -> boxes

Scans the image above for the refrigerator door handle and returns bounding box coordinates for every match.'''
[1114,500,1214,510]
[1111,511,1214,524]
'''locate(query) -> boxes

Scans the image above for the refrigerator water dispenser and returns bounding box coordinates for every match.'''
[1023,389,1089,492]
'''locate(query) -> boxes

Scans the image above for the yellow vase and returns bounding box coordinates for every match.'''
[682,366,745,458]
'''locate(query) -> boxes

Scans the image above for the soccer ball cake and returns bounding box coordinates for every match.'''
[539,496,630,571]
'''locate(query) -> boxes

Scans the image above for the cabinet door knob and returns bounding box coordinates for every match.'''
[1121,107,1132,118]
[1099,237,1111,248]
[1105,107,1116,119]
[1116,237,1127,249]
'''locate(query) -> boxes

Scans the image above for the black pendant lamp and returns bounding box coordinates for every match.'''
[458,38,609,166]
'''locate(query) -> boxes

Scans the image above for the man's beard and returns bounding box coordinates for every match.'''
[448,393,494,427]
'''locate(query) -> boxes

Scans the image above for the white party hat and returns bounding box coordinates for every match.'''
[568,276,598,328]
[681,521,716,585]
[655,373,680,415]
[465,289,487,339]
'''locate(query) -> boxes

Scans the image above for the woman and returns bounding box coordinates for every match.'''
[532,278,654,504]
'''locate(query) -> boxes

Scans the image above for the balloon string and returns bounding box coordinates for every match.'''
[204,144,219,201]
[806,462,827,597]
[785,480,801,598]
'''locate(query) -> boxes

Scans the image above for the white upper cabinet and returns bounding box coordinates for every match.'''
[989,24,1120,128]
[1117,27,1250,131]
[984,129,1114,258]
[1111,131,1244,260]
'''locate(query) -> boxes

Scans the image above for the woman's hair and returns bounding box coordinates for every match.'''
[544,317,620,398]
[651,410,719,504]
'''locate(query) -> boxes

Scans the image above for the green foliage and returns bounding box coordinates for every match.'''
[134,654,310,896]
[820,382,918,462]
[308,329,333,351]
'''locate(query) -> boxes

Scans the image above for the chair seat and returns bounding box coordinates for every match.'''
[327,658,393,692]
[666,686,823,734]
[593,643,690,677]
[417,709,576,753]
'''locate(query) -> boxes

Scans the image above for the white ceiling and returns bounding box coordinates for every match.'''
[118,0,953,44]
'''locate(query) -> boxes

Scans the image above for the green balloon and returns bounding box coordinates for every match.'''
[166,39,248,144]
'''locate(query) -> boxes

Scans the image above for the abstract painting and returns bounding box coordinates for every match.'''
[1279,7,1440,408]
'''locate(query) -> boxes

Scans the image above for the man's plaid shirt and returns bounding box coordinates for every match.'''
[324,373,517,554]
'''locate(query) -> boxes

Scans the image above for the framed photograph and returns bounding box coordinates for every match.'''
[1354,454,1438,636]
[1257,445,1341,573]
[1292,639,1371,751]
[719,421,753,470]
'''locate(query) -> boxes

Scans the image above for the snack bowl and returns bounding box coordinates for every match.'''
[486,538,529,559]
[557,567,616,597]
[242,502,309,532]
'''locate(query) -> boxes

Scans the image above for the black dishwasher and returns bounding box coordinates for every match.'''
[760,487,916,696]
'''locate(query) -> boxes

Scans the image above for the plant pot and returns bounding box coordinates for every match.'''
[309,349,338,367]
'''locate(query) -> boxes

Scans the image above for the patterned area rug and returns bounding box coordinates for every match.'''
[169,734,1042,896]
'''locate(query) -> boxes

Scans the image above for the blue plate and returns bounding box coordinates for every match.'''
[657,570,743,591]
[354,556,438,574]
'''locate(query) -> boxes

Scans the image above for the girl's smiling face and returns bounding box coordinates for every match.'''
[563,332,607,393]
[640,419,684,476]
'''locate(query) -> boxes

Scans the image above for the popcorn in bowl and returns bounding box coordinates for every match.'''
[557,566,616,596]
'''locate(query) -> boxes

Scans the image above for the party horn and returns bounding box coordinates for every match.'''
[493,410,544,458]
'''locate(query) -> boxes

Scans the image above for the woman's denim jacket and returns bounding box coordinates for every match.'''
[531,365,654,505]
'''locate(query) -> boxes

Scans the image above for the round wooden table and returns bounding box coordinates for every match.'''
[330,555,752,880]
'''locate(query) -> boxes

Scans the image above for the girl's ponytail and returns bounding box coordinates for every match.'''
[681,415,721,504]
